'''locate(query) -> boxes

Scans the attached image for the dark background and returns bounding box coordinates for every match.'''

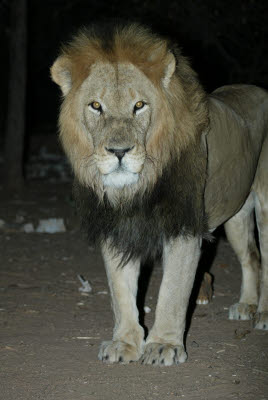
[0,0,268,160]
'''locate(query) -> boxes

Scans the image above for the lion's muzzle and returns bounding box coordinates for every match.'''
[97,145,144,188]
[105,146,134,163]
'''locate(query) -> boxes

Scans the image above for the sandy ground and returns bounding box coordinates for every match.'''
[0,181,267,400]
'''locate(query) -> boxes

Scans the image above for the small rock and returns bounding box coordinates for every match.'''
[77,275,92,293]
[234,329,251,340]
[144,306,151,314]
[23,223,35,233]
[36,218,66,233]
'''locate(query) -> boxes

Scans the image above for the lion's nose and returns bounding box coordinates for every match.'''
[105,146,134,161]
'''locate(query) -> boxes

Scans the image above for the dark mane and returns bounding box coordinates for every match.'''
[73,142,208,265]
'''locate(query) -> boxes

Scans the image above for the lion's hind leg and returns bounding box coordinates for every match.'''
[196,272,213,305]
[224,192,260,321]
[253,135,268,330]
[254,192,268,329]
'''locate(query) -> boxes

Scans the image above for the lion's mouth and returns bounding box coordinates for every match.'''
[102,169,139,188]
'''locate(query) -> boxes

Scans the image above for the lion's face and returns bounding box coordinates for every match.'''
[51,24,208,205]
[77,62,157,189]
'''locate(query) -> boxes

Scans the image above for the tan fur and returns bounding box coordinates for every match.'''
[51,24,268,366]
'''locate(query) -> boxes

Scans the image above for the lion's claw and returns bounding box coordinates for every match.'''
[254,311,268,330]
[141,343,187,366]
[229,303,257,320]
[98,340,142,364]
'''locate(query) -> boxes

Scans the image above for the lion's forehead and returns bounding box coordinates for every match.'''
[79,62,155,104]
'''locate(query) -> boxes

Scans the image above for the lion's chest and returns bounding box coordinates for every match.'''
[74,174,207,264]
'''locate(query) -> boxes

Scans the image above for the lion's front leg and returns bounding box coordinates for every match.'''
[98,243,144,364]
[142,236,201,366]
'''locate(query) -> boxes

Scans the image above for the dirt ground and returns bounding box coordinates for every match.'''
[0,180,268,400]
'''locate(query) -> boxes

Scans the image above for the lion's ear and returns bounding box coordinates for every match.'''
[51,56,72,96]
[162,52,176,89]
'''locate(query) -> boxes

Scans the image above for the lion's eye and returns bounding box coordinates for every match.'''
[134,101,145,113]
[90,101,102,112]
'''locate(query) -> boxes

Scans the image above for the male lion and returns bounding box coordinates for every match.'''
[51,23,268,366]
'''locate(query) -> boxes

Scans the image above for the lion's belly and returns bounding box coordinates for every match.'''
[205,85,268,229]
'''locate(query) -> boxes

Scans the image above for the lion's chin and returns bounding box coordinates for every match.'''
[102,170,139,188]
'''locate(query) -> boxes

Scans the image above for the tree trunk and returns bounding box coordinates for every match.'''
[5,0,27,190]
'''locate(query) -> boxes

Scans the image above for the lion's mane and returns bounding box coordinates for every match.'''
[55,23,210,262]
[74,145,208,264]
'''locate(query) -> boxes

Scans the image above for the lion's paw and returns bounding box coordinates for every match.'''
[141,343,187,366]
[196,272,213,305]
[254,312,268,330]
[98,340,142,364]
[229,303,257,320]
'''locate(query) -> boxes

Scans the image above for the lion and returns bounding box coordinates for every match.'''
[51,23,268,366]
